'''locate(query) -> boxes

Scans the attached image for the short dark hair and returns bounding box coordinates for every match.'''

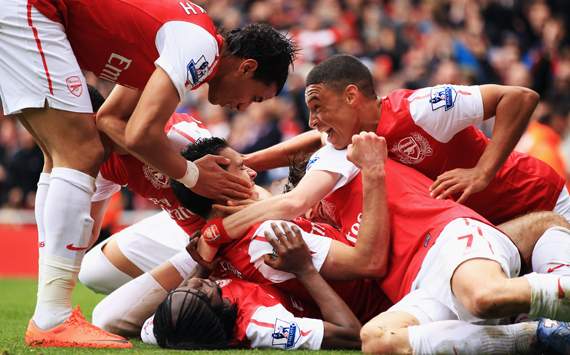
[223,23,297,95]
[306,54,376,99]
[170,137,228,218]
[88,85,105,112]
[153,287,237,349]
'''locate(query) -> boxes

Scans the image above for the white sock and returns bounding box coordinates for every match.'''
[168,250,198,280]
[78,243,133,295]
[35,172,50,259]
[33,167,95,330]
[532,227,570,275]
[525,272,570,321]
[93,273,167,336]
[408,320,538,354]
[33,173,50,318]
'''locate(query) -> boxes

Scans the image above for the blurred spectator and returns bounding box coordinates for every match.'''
[516,103,570,187]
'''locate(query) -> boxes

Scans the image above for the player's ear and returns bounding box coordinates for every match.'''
[344,84,358,105]
[239,59,258,78]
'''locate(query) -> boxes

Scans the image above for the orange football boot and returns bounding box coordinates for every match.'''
[25,306,132,348]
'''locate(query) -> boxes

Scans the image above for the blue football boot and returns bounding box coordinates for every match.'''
[536,318,570,355]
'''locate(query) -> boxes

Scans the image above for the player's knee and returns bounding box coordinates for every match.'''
[463,284,504,318]
[361,327,410,355]
[79,244,131,294]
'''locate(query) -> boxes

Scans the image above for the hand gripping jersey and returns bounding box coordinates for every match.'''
[377,85,565,224]
[32,0,222,98]
[142,279,325,350]
[308,146,490,303]
[94,113,211,235]
[212,218,392,323]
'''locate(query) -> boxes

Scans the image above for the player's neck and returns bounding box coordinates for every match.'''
[359,97,382,132]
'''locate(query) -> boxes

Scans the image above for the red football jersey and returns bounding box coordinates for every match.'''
[32,0,222,97]
[221,279,325,349]
[97,113,210,235]
[212,218,392,323]
[377,86,565,224]
[312,152,488,303]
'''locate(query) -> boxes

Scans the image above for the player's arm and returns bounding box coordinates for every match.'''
[431,84,539,203]
[197,169,340,262]
[264,223,361,349]
[244,130,324,171]
[320,133,390,280]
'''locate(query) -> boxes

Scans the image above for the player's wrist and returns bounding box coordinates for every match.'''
[176,160,200,189]
[201,217,232,247]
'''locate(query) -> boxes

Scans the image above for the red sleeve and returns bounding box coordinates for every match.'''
[100,153,129,186]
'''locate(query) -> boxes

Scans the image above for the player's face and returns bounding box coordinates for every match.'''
[218,146,257,184]
[208,71,277,112]
[305,84,359,149]
[184,278,224,309]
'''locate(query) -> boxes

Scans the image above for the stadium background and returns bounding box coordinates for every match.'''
[0,0,569,352]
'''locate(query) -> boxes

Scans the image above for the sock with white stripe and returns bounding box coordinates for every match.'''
[408,320,538,354]
[32,167,95,330]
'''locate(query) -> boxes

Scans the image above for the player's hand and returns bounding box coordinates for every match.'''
[186,235,220,275]
[347,132,387,172]
[430,167,492,204]
[191,155,253,200]
[211,198,257,217]
[263,222,315,275]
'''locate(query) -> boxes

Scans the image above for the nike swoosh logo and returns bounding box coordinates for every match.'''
[547,264,570,273]
[66,243,89,251]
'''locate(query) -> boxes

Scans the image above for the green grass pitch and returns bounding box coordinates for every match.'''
[0,278,359,355]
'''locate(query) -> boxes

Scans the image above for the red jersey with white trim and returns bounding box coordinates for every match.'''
[32,0,222,98]
[312,148,488,302]
[213,218,392,323]
[99,113,210,235]
[221,279,324,349]
[377,86,565,224]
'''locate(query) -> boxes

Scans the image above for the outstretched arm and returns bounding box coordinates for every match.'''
[244,130,324,171]
[431,84,539,203]
[197,168,340,262]
[264,223,361,349]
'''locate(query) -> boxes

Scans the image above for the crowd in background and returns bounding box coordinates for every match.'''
[1,0,569,214]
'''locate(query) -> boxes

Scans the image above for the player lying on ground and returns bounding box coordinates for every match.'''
[194,132,570,354]
[243,55,569,226]
[93,224,362,350]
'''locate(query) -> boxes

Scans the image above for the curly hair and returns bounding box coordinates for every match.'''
[153,287,237,349]
[223,23,297,95]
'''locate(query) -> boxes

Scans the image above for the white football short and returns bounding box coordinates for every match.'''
[92,211,190,273]
[389,217,521,324]
[0,0,92,115]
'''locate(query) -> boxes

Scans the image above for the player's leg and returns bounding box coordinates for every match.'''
[1,0,130,347]
[360,289,455,354]
[498,211,570,271]
[79,211,190,294]
[449,219,570,321]
[360,312,415,355]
